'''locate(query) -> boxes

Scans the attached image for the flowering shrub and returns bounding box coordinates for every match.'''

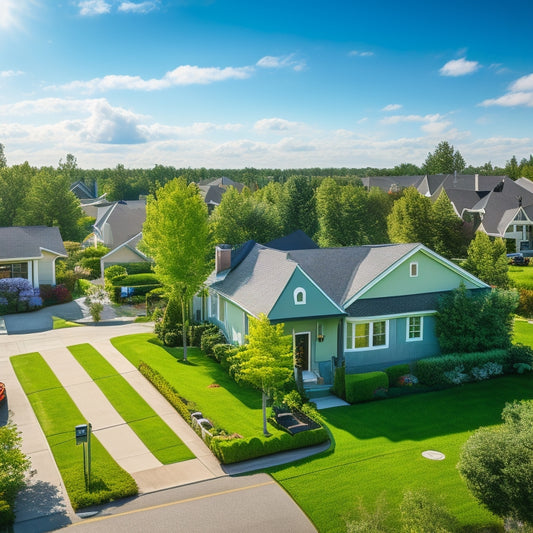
[398,374,419,386]
[443,365,469,385]
[39,284,72,306]
[471,362,503,381]
[0,278,39,313]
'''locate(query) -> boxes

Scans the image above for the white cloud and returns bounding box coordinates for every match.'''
[50,65,253,93]
[481,72,533,107]
[382,104,402,112]
[0,70,24,78]
[348,50,374,57]
[439,57,480,77]
[0,0,36,31]
[254,118,301,132]
[118,1,159,14]
[381,113,443,125]
[256,54,306,72]
[78,0,111,16]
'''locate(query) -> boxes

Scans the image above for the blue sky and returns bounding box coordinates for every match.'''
[2,0,533,170]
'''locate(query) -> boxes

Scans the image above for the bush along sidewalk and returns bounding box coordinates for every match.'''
[137,361,328,464]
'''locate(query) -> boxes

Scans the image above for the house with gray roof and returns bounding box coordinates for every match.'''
[204,238,488,383]
[0,226,66,288]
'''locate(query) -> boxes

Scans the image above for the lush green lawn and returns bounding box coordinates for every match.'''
[68,343,194,464]
[267,374,533,532]
[513,316,533,345]
[509,264,533,289]
[111,333,285,439]
[53,316,82,329]
[11,352,137,510]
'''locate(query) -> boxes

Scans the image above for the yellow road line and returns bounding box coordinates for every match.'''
[69,480,276,527]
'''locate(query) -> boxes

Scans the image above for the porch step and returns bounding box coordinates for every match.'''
[305,384,332,399]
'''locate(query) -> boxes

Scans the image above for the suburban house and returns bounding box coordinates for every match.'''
[0,226,66,288]
[99,232,151,274]
[198,177,245,213]
[203,235,489,383]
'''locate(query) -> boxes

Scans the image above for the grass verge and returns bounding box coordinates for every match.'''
[67,343,193,464]
[11,352,137,510]
[111,333,285,439]
[52,316,82,329]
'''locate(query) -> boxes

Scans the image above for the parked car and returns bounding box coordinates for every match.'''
[507,253,530,266]
[0,382,5,405]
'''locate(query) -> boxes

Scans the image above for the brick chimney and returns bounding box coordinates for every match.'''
[215,245,232,274]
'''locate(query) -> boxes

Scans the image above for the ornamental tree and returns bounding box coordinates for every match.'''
[229,314,293,436]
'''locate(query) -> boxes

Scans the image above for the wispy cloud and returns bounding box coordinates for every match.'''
[254,117,302,132]
[382,104,402,112]
[0,70,24,78]
[118,1,159,14]
[348,50,374,57]
[481,73,533,107]
[78,0,111,16]
[256,54,306,72]
[381,113,452,134]
[0,0,35,31]
[439,57,480,77]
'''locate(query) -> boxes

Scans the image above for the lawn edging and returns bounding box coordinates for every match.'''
[138,360,329,464]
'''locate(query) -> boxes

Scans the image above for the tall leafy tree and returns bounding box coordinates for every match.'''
[462,232,510,288]
[279,175,318,238]
[229,314,293,436]
[16,170,83,240]
[431,189,465,258]
[0,143,7,168]
[141,178,211,360]
[315,178,345,247]
[387,187,434,247]
[423,141,466,174]
[0,163,35,226]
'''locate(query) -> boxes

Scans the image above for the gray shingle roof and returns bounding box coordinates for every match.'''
[0,226,66,260]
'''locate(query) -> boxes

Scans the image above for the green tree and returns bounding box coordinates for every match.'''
[104,163,132,201]
[506,156,520,180]
[58,153,80,183]
[315,178,345,246]
[431,190,465,258]
[423,141,466,174]
[463,232,510,288]
[0,421,32,510]
[458,400,533,525]
[387,187,434,247]
[279,175,318,238]
[229,314,293,436]
[0,143,7,168]
[0,162,35,226]
[16,170,83,241]
[141,178,212,361]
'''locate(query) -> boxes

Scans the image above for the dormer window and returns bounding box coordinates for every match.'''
[294,287,306,305]
[410,262,418,277]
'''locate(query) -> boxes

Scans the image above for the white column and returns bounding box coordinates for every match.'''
[27,261,33,286]
[33,260,39,289]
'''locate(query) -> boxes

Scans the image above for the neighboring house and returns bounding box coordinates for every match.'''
[99,232,151,274]
[92,200,147,250]
[198,177,246,213]
[204,236,489,383]
[0,226,66,288]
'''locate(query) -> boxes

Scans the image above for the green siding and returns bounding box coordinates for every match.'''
[360,250,481,300]
[269,267,343,321]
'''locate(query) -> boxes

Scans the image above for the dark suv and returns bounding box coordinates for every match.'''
[507,253,530,266]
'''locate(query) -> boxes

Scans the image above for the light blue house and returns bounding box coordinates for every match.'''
[204,234,489,384]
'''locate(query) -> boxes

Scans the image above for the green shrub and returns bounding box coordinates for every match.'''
[81,245,109,258]
[332,364,346,400]
[212,343,236,367]
[189,323,218,347]
[79,257,102,279]
[164,331,182,347]
[104,265,128,281]
[111,273,160,287]
[345,371,389,404]
[0,500,14,526]
[517,289,533,318]
[508,344,533,373]
[385,364,410,386]
[282,390,304,411]
[201,330,227,357]
[112,262,153,275]
[211,428,328,464]
[415,349,509,386]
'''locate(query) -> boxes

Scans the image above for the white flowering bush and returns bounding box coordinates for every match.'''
[471,362,503,381]
[443,365,469,385]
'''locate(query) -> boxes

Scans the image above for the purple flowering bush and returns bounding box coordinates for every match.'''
[0,278,42,313]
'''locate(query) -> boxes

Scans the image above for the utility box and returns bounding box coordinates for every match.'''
[75,424,88,445]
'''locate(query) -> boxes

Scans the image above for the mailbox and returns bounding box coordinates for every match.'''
[75,424,88,445]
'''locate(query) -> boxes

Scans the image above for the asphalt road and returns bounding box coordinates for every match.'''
[61,474,316,533]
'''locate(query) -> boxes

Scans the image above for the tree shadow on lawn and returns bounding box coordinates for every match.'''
[324,374,533,443]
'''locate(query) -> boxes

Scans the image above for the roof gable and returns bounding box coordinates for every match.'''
[0,226,66,260]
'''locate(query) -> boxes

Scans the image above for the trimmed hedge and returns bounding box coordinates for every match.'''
[415,349,509,387]
[200,330,227,357]
[332,365,346,400]
[345,371,389,404]
[112,273,160,286]
[211,428,328,464]
[385,364,410,386]
[212,343,237,368]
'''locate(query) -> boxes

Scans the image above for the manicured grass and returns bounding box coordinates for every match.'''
[53,316,82,329]
[509,265,533,289]
[11,352,137,510]
[111,333,285,439]
[513,316,533,345]
[268,374,533,532]
[68,343,194,464]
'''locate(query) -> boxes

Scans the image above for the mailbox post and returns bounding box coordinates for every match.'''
[75,423,92,490]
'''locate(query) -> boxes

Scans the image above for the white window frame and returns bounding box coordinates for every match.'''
[345,320,389,351]
[293,287,306,305]
[410,262,418,277]
[406,316,423,342]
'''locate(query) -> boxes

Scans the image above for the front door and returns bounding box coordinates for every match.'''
[294,332,310,371]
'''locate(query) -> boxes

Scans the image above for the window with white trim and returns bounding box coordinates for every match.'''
[294,287,306,305]
[406,316,423,341]
[410,262,418,277]
[208,294,217,317]
[346,320,388,350]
